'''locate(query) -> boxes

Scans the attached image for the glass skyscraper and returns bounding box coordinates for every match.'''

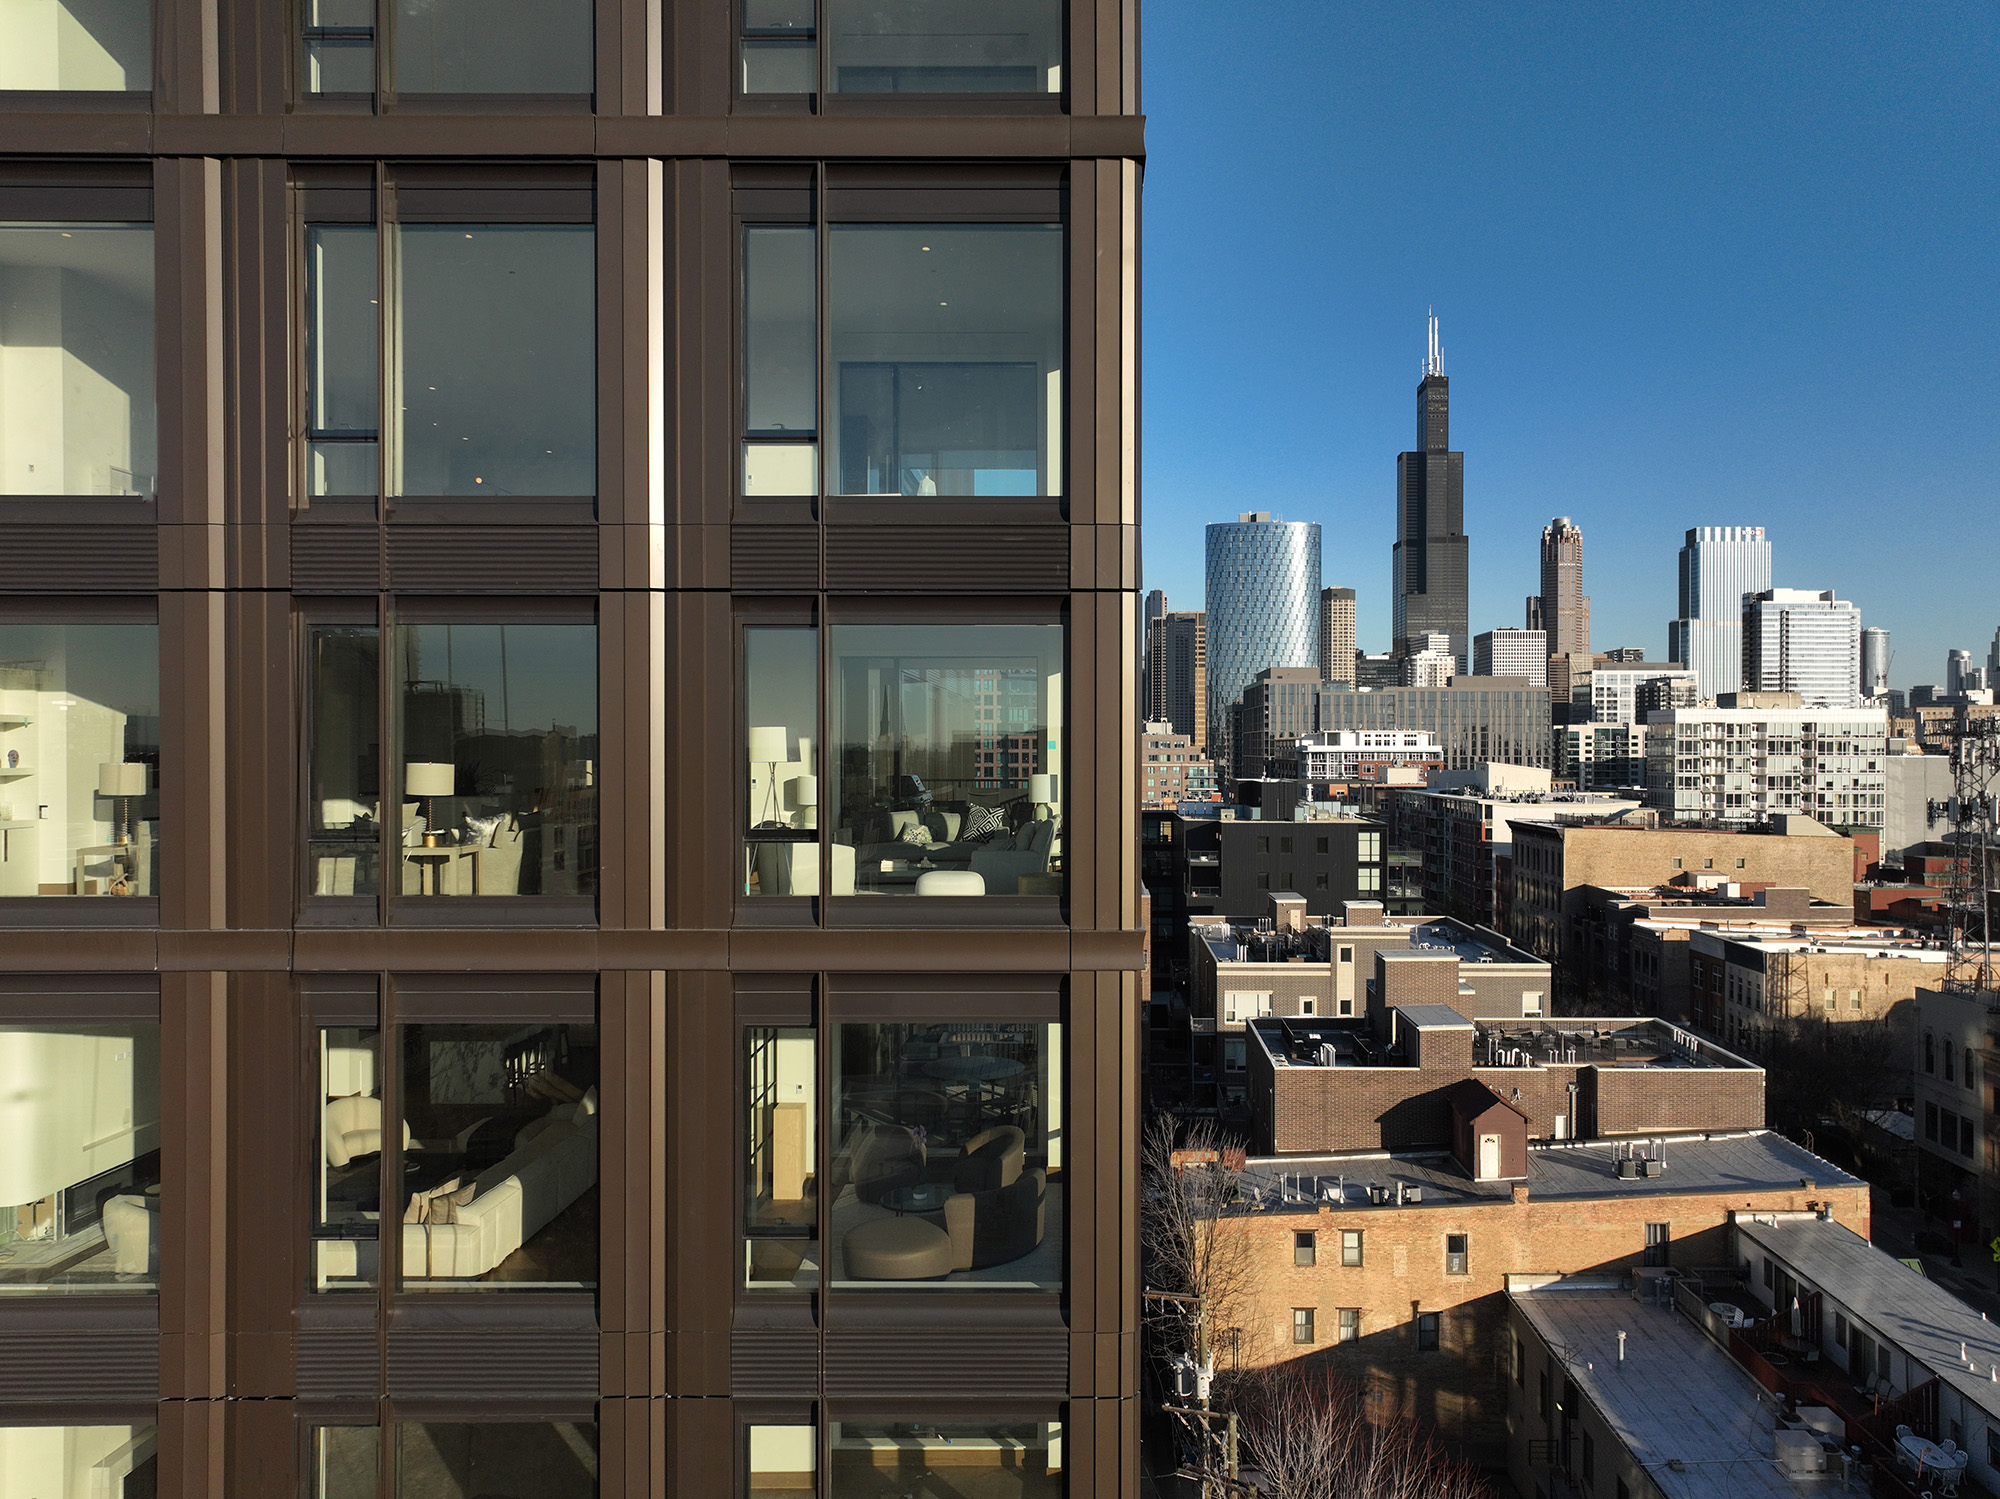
[1204,513,1321,756]
[1668,525,1773,699]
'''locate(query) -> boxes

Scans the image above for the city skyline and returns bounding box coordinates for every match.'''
[1141,2,1998,688]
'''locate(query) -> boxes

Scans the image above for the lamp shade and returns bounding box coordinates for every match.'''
[748,726,791,764]
[1028,774,1055,804]
[789,773,818,809]
[405,762,456,798]
[98,762,147,797]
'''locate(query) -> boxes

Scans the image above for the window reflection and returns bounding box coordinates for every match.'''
[744,626,824,897]
[829,226,1061,497]
[309,626,381,897]
[742,226,817,496]
[744,1027,817,1289]
[396,1423,597,1497]
[0,1023,161,1293]
[830,624,1062,898]
[390,0,593,95]
[392,226,595,499]
[0,225,156,497]
[0,623,160,900]
[748,1424,815,1499]
[395,623,597,898]
[314,1023,384,1291]
[314,1425,380,1499]
[830,1021,1060,1290]
[0,2,151,90]
[827,0,1061,94]
[306,225,379,496]
[828,1420,1062,1497]
[0,1426,158,1494]
[399,1022,599,1291]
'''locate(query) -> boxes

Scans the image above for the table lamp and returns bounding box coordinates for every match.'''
[789,772,817,830]
[1029,773,1056,821]
[748,726,790,826]
[97,762,147,845]
[405,762,455,847]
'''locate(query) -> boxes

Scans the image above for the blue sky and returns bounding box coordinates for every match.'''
[1140,2,1999,689]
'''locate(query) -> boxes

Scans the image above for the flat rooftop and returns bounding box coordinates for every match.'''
[1737,1216,2000,1424]
[1405,919,1540,964]
[1511,1289,1810,1499]
[1473,1018,1755,1071]
[1236,1131,1861,1213]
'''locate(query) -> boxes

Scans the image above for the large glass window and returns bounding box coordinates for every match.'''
[744,1026,817,1289]
[398,1021,598,1291]
[313,1020,385,1291]
[831,624,1062,898]
[744,626,823,897]
[309,625,381,897]
[0,1022,161,1292]
[300,0,591,100]
[742,227,817,497]
[311,1423,598,1497]
[740,0,815,95]
[829,1020,1060,1290]
[0,3,151,91]
[828,0,1062,95]
[828,1420,1062,1497]
[395,622,597,899]
[0,1425,157,1494]
[0,224,155,498]
[304,222,594,500]
[829,226,1062,497]
[748,1425,814,1499]
[0,623,159,900]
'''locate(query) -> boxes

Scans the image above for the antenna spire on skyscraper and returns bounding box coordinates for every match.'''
[1425,308,1442,377]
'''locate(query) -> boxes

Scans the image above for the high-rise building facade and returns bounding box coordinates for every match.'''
[1147,609,1208,745]
[1474,628,1548,686]
[1315,680,1553,771]
[1668,526,1773,700]
[1860,626,1892,701]
[0,8,1141,1494]
[1646,697,1887,828]
[1392,316,1470,669]
[1948,649,1977,698]
[1319,586,1357,684]
[1141,587,1167,714]
[1742,589,1863,709]
[1205,513,1320,756]
[1535,516,1590,658]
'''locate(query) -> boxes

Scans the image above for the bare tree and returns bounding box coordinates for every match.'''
[1230,1362,1490,1499]
[1140,1112,1254,1375]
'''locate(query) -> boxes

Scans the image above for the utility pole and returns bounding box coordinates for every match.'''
[1146,1288,1248,1496]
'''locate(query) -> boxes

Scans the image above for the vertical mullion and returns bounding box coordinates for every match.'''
[378,595,393,925]
[376,162,394,509]
[381,973,401,1309]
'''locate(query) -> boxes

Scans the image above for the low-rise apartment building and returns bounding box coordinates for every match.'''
[1913,985,1995,1237]
[1689,925,1944,1051]
[1645,692,1888,830]
[1141,721,1220,809]
[1295,729,1443,782]
[1510,813,1861,964]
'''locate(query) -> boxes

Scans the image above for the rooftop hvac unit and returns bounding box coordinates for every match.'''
[1317,1043,1339,1067]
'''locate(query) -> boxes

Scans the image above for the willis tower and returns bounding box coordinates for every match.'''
[1392,312,1469,670]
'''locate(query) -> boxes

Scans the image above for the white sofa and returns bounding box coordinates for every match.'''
[755,840,856,897]
[401,1089,598,1280]
[102,1191,159,1275]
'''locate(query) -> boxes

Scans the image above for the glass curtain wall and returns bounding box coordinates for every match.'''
[305,222,594,499]
[828,1020,1060,1290]
[0,2,151,90]
[827,0,1062,94]
[748,1425,815,1499]
[828,226,1061,498]
[0,623,160,900]
[743,626,820,896]
[308,625,381,895]
[828,1420,1062,1497]
[394,623,597,898]
[830,624,1062,898]
[740,0,815,94]
[311,1424,599,1497]
[0,223,155,497]
[313,1021,384,1291]
[743,1025,817,1289]
[0,1022,161,1292]
[300,0,592,99]
[0,1425,158,1495]
[742,226,816,496]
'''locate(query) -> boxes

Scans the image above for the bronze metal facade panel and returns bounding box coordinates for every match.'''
[0,525,159,590]
[291,524,385,591]
[823,524,1070,591]
[385,524,600,591]
[385,1326,601,1402]
[821,1328,1069,1398]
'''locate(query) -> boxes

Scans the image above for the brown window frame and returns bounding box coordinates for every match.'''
[292,1,598,114]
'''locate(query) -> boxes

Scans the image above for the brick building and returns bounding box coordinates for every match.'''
[1394,782,1640,930]
[1141,721,1219,809]
[1687,925,1944,1051]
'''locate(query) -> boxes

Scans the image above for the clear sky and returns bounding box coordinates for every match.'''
[1140,2,1999,690]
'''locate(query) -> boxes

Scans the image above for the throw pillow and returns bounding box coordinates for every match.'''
[961,804,1007,844]
[901,822,934,848]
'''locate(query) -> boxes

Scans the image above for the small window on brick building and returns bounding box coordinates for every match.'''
[1339,947,1353,963]
[1294,1231,1315,1267]
[1987,1428,1999,1470]
[1338,1307,1360,1343]
[1292,1307,1314,1344]
[1341,1229,1362,1267]
[1672,857,1683,870]
[1256,873,1270,890]
[1763,1258,1773,1288]
[1445,1234,1468,1275]
[1256,836,1270,854]
[1316,837,1329,854]
[1538,1367,1550,1422]
[1513,1331,1525,1385]
[1644,1222,1670,1268]
[1704,858,1713,870]
[1583,1432,1595,1484]
[1617,1479,1631,1499]
[1280,837,1293,855]
[1833,1312,1848,1347]
[1735,858,1746,869]
[1416,1312,1439,1350]
[1315,873,1329,890]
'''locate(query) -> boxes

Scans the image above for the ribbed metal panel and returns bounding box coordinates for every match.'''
[0,1328,158,1402]
[0,525,157,591]
[387,1326,599,1401]
[290,525,383,592]
[823,1327,1067,1397]
[825,525,1067,591]
[388,525,598,591]
[730,525,820,592]
[296,1328,381,1399]
[729,1327,818,1395]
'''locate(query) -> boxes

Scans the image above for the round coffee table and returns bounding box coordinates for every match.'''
[881,1182,954,1216]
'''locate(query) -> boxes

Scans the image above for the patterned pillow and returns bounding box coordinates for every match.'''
[961,804,1008,844]
[901,822,934,847]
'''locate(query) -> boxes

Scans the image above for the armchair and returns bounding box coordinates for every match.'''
[943,1167,1045,1271]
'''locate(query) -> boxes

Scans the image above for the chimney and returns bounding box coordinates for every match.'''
[1512,1183,1530,1205]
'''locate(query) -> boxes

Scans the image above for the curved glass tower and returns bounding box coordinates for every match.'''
[1204,512,1321,754]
